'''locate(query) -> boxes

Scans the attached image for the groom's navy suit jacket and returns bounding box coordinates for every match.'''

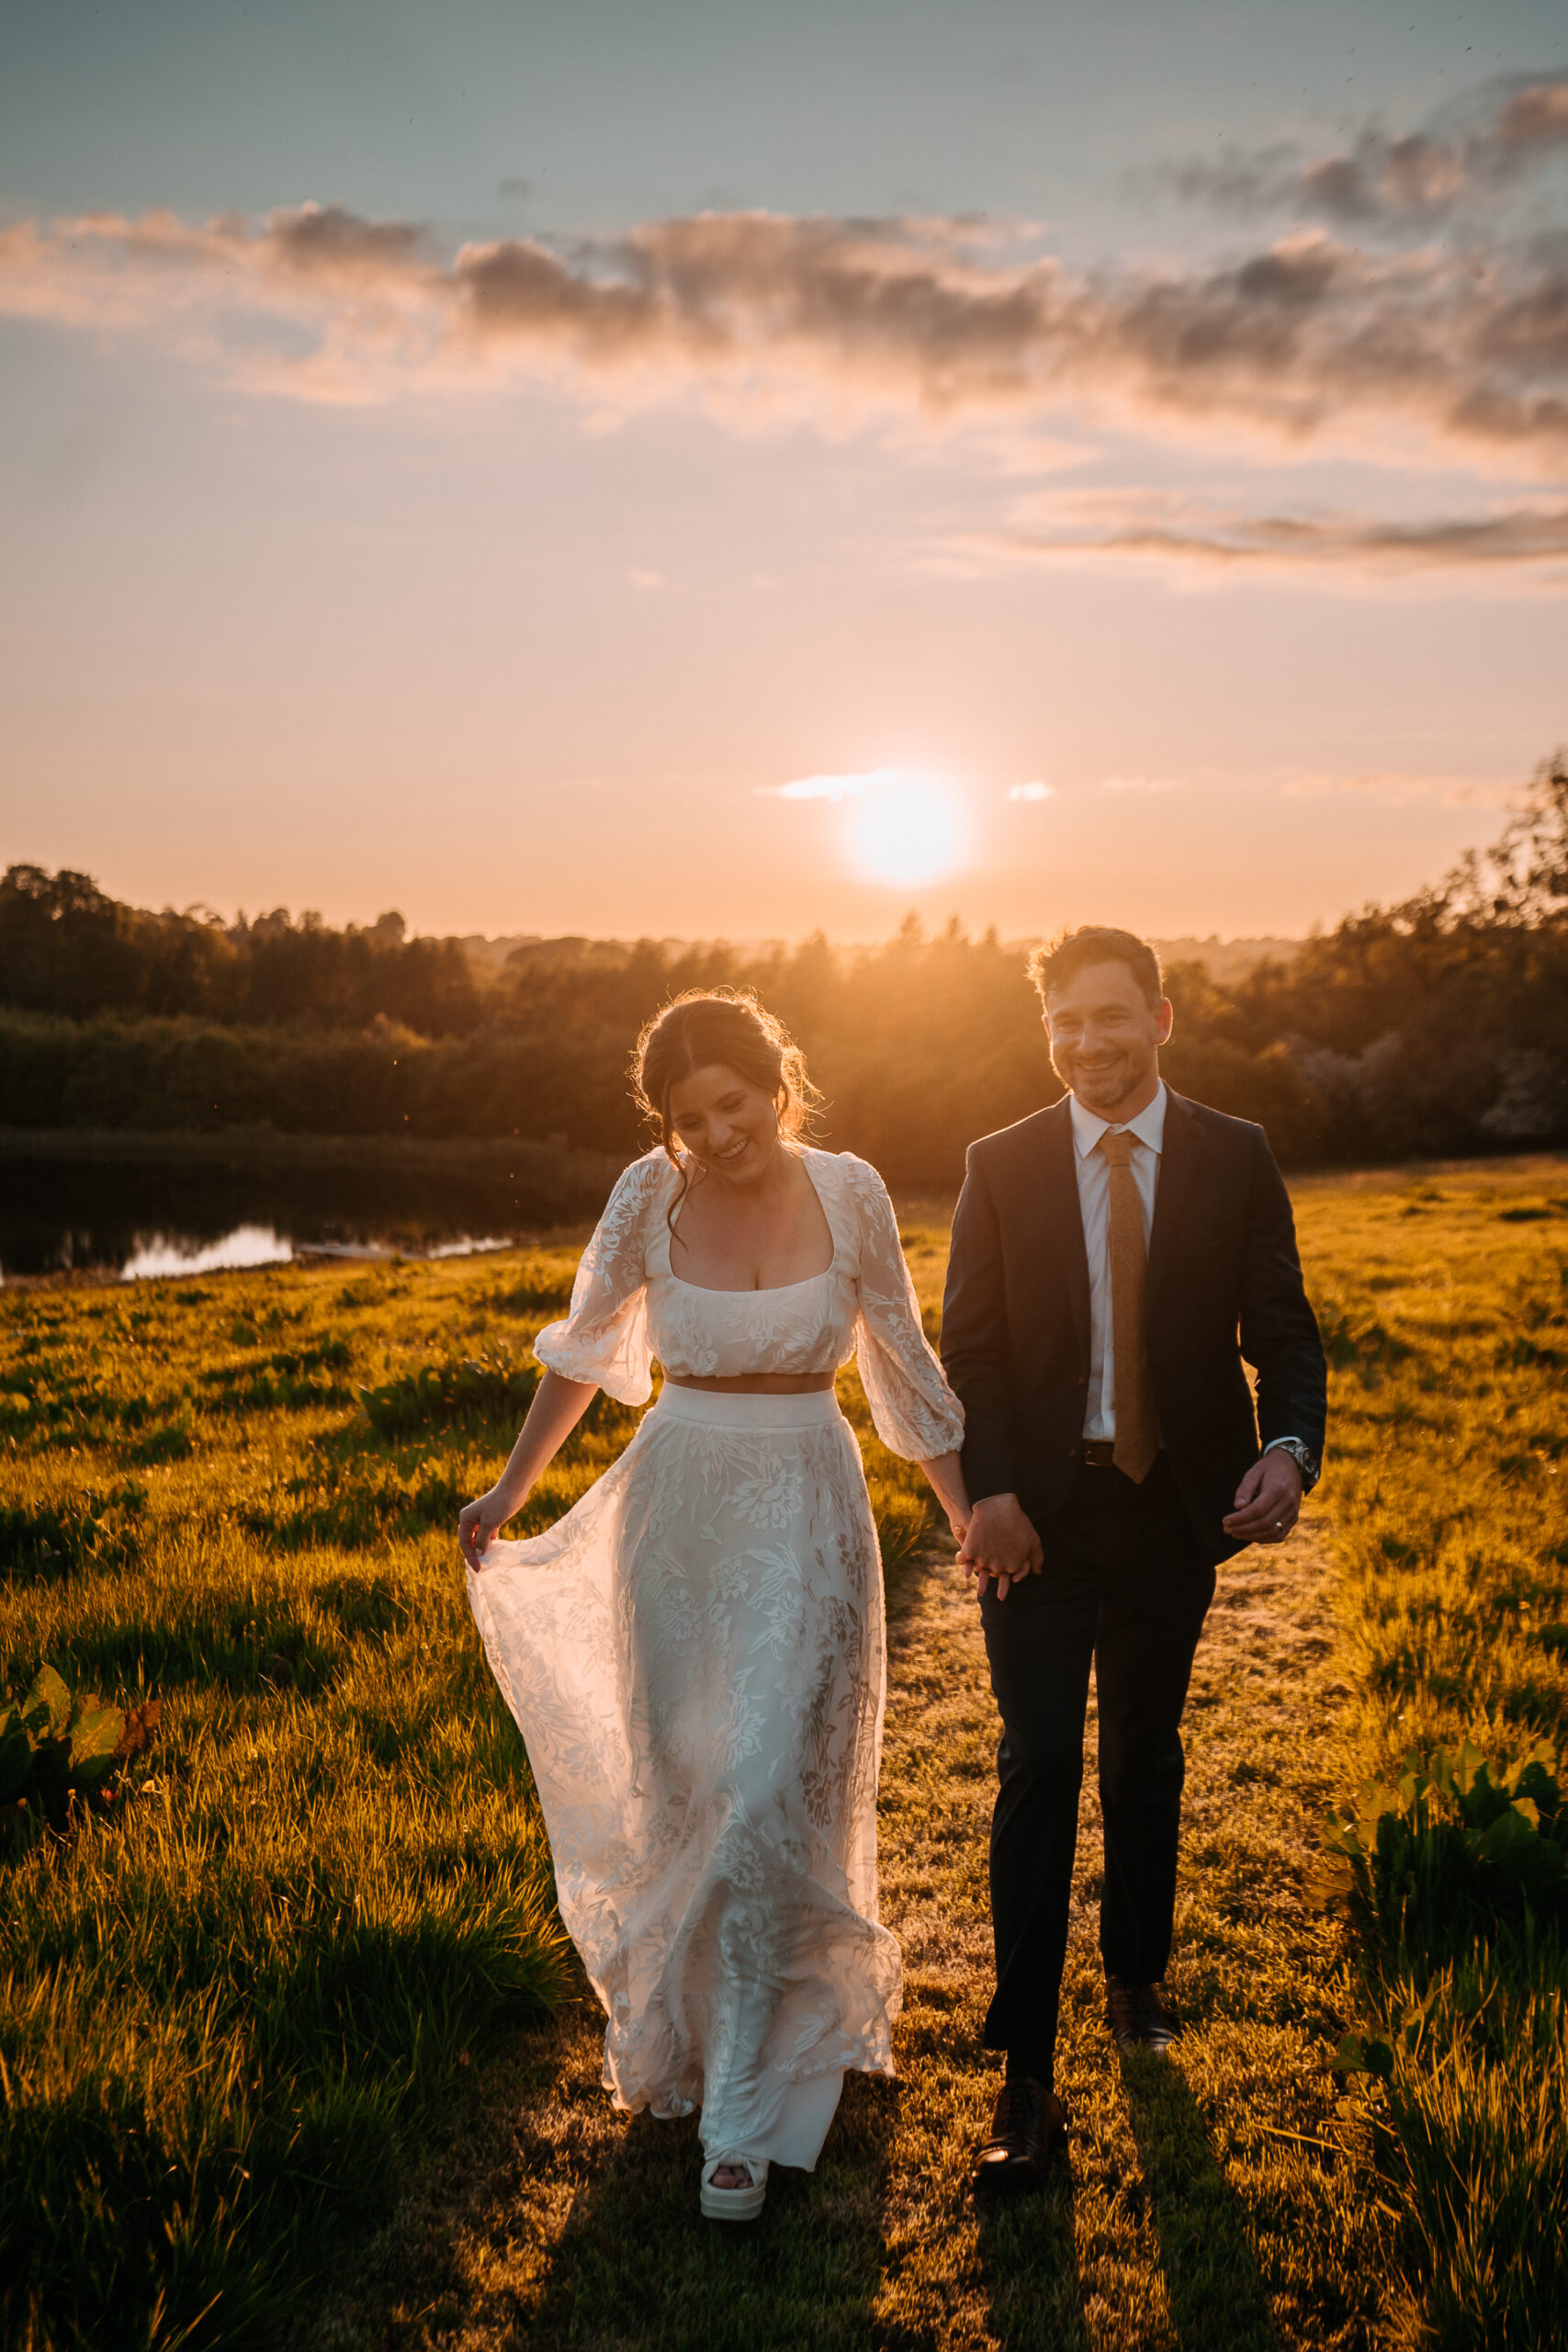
[940,1089,1327,1566]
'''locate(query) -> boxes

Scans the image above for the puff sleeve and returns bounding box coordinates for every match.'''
[842,1156,966,1461]
[531,1154,663,1406]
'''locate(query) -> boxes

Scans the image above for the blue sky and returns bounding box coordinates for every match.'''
[3,0,1564,939]
[7,0,1555,236]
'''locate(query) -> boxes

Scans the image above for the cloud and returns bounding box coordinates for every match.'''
[1007,781,1053,800]
[1278,771,1521,806]
[1171,75,1568,229]
[0,204,444,396]
[967,487,1568,575]
[265,202,431,278]
[766,768,905,801]
[5,163,1568,577]
[2,195,1566,473]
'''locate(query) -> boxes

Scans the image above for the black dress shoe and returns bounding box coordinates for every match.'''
[973,2080,1068,2191]
[1105,1976,1179,2054]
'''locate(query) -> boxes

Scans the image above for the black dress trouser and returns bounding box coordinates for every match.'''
[977,1453,1216,2065]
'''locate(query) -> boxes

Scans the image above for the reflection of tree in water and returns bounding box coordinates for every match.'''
[0,1156,593,1278]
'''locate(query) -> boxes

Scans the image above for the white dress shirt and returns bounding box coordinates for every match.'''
[1069,1081,1166,1441]
[1066,1080,1304,1471]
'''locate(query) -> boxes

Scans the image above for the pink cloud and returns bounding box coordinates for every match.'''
[2,201,1563,452]
[958,484,1568,576]
[4,196,1566,566]
[1172,75,1568,226]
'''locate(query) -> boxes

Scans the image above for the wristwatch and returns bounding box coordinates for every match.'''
[1266,1436,1321,1493]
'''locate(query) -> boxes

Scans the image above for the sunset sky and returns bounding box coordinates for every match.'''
[3,0,1565,944]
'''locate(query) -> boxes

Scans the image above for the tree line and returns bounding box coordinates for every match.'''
[4,754,1563,1185]
[0,869,483,1035]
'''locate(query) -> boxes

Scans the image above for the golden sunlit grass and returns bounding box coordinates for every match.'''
[300,1516,1380,2352]
[0,1254,603,2348]
[1292,1161,1568,2348]
[0,1247,937,2348]
[290,1212,1386,2352]
[3,1157,1564,2348]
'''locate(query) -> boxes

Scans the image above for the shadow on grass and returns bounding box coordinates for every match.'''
[521,2066,903,2349]
[1120,2052,1281,2351]
[976,2160,1084,2351]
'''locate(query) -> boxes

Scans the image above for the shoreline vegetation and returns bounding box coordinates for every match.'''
[0,1122,623,1233]
[2,752,1564,1187]
[7,1124,1564,1193]
[2,1159,1564,2345]
[0,1125,622,1182]
[0,1125,626,1287]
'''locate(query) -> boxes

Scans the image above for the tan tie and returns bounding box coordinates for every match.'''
[1097,1129,1158,1484]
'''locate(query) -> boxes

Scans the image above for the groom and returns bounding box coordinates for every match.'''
[941,925,1326,2188]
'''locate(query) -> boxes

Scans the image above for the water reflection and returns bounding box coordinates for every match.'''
[0,1154,602,1283]
[120,1226,295,1282]
[112,1227,516,1281]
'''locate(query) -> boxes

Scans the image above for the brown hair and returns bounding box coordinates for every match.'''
[1027,924,1163,1011]
[631,989,824,1223]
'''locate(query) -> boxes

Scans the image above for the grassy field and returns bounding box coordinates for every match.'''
[2,1157,1564,2348]
[1292,1161,1568,2347]
[0,1235,936,2350]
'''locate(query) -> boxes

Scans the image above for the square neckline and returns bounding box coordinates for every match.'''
[663,1152,840,1296]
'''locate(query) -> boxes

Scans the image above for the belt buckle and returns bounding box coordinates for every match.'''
[1081,1439,1117,1470]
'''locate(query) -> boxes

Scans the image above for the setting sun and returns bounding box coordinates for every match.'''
[845,775,968,889]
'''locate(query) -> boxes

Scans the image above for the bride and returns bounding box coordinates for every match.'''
[460,988,967,2220]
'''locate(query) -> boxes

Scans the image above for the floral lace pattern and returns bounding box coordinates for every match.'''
[468,1149,963,2171]
[532,1146,964,1463]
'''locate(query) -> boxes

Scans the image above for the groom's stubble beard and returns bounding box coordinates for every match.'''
[1051,1035,1158,1117]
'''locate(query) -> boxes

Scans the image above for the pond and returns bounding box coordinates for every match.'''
[0,1153,599,1283]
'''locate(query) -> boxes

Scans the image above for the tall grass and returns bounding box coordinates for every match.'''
[29,1164,1568,2346]
[1297,1163,1568,2349]
[0,1246,938,2349]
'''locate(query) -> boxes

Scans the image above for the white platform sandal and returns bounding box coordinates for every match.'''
[699,2153,769,2222]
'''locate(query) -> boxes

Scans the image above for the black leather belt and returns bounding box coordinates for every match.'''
[1077,1439,1119,1468]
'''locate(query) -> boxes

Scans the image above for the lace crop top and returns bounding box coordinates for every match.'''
[533,1146,965,1462]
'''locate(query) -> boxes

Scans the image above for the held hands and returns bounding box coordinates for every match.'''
[1222,1448,1303,1545]
[458,1484,523,1573]
[956,1492,1043,1600]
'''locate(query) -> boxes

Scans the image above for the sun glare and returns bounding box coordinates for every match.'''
[845,775,966,888]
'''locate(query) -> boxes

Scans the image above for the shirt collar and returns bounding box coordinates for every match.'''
[1070,1078,1168,1161]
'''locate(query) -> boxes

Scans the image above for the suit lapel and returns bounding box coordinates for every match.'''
[1032,1098,1090,1356]
[1147,1088,1204,1309]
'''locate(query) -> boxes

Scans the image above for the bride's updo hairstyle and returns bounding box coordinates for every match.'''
[633,989,824,1197]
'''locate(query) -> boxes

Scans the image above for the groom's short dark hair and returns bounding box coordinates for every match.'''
[1028,925,1163,1010]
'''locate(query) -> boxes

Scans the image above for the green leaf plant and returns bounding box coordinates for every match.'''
[1327,1742,1568,2345]
[1326,1738,1566,1973]
[0,1661,161,1844]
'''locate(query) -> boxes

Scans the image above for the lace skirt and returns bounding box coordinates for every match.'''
[466,1385,902,2169]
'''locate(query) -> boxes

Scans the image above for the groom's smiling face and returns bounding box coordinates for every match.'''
[1044,957,1174,1121]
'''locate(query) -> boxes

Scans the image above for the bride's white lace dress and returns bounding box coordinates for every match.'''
[466,1144,964,2170]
